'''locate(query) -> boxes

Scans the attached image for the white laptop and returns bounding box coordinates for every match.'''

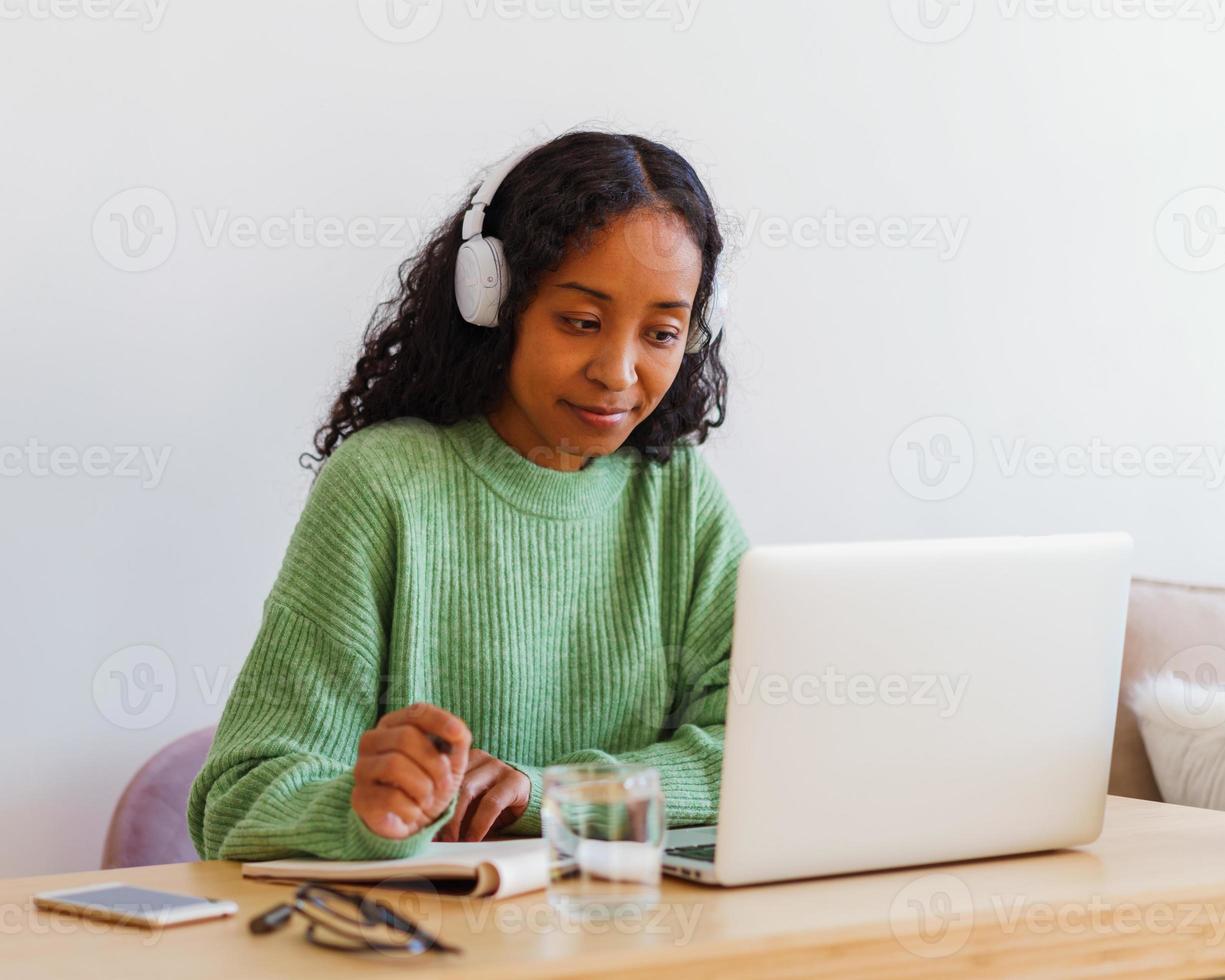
[662,531,1134,887]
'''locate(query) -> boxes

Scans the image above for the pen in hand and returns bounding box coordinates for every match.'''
[352,703,472,840]
[429,734,453,755]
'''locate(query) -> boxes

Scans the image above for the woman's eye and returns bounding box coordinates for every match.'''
[561,317,679,345]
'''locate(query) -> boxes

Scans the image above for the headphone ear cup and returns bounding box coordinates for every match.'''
[455,235,509,327]
[686,273,729,354]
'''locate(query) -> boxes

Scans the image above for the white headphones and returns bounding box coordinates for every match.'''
[454,146,728,354]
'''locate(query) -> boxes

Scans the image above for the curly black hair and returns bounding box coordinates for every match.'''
[299,129,730,477]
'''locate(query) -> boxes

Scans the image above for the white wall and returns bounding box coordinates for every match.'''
[4,0,1225,877]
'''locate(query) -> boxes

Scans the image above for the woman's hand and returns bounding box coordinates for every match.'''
[351,702,472,840]
[435,748,531,842]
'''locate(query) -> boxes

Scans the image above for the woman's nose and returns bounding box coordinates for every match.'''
[586,335,638,390]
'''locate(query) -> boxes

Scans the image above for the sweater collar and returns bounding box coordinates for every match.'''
[441,413,637,520]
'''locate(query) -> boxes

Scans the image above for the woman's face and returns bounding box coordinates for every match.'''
[488,207,704,472]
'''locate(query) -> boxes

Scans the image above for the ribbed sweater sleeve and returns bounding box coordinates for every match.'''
[186,438,454,860]
[504,450,750,834]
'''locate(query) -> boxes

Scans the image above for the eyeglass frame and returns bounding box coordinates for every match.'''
[248,880,460,956]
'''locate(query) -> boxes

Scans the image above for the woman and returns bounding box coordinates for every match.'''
[187,130,749,860]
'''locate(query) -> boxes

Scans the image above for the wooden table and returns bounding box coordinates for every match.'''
[7,797,1225,978]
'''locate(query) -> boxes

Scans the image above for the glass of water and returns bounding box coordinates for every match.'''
[542,763,665,920]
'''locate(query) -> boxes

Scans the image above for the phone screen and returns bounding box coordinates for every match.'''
[56,885,215,913]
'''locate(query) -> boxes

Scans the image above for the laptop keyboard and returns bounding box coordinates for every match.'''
[665,843,716,863]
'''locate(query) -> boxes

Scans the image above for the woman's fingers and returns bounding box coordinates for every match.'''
[353,702,475,839]
[358,706,531,844]
[378,702,472,782]
[352,779,428,839]
[359,724,453,807]
[462,772,530,842]
[437,759,500,842]
[378,701,467,738]
[355,749,436,813]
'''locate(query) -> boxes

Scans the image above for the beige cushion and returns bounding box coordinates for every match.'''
[1128,672,1225,809]
[1109,577,1225,802]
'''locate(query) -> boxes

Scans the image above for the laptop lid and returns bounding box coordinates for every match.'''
[713,532,1133,886]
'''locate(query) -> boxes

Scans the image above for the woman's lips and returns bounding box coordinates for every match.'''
[564,401,630,429]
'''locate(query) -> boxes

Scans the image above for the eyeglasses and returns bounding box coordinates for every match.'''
[249,881,460,956]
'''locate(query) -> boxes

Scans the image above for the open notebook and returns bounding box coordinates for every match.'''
[242,838,549,899]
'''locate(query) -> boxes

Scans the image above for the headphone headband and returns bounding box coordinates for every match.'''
[460,148,531,242]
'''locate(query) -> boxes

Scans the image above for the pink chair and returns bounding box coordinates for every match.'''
[100,726,216,869]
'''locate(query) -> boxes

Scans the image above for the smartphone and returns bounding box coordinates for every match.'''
[33,882,239,928]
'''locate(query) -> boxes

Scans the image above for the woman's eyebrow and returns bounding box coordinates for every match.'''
[554,280,691,310]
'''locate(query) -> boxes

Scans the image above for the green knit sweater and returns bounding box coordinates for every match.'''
[187,412,749,861]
